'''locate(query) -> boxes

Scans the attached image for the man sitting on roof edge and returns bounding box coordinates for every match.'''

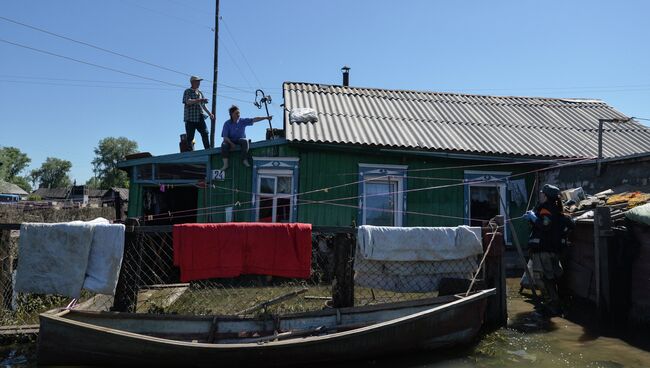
[220,105,272,170]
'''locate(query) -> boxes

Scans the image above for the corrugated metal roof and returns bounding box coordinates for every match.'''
[283,82,650,159]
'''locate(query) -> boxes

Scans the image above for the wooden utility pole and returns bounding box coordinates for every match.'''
[209,0,220,148]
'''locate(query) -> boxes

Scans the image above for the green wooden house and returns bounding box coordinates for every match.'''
[118,81,650,246]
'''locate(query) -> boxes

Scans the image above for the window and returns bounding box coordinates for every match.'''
[156,163,206,180]
[252,158,299,223]
[468,185,504,227]
[256,174,293,223]
[136,164,152,181]
[359,164,407,227]
[464,170,510,242]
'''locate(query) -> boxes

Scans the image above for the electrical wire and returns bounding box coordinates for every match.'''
[219,34,254,90]
[220,16,263,88]
[0,15,255,94]
[116,0,214,31]
[0,38,253,103]
[0,74,161,85]
[0,79,178,91]
[111,0,263,95]
[0,38,185,88]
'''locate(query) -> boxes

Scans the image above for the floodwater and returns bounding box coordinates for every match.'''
[2,279,650,368]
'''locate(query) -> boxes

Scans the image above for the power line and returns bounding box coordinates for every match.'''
[0,74,161,85]
[219,34,254,90]
[116,0,213,31]
[0,38,185,88]
[163,0,206,14]
[0,74,258,96]
[0,79,178,91]
[220,16,263,88]
[0,15,254,94]
[0,39,252,103]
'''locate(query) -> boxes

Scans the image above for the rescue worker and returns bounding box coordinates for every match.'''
[523,184,574,316]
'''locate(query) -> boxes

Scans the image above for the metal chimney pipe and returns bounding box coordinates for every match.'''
[341,66,350,86]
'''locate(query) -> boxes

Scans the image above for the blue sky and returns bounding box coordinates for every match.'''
[1,0,649,183]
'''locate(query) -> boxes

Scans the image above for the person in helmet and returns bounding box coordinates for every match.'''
[523,184,574,315]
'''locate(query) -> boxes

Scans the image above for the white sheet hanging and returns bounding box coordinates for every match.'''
[15,218,125,298]
[15,222,95,298]
[357,225,482,261]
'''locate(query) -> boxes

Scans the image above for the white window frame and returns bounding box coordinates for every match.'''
[255,169,294,223]
[359,164,407,227]
[464,170,510,242]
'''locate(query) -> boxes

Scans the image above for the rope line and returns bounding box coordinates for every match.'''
[137,156,590,223]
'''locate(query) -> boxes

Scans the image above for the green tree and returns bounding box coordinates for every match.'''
[0,146,31,181]
[85,176,101,189]
[30,157,72,188]
[10,176,32,193]
[92,137,138,189]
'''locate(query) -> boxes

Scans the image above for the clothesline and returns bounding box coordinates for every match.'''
[139,156,592,223]
[140,191,522,226]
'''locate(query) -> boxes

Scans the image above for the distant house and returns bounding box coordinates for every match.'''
[32,187,70,201]
[118,77,650,246]
[32,185,128,207]
[0,179,28,202]
[102,187,129,203]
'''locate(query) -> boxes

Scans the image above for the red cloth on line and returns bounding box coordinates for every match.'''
[173,222,312,282]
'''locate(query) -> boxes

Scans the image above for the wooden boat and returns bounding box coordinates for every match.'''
[38,288,495,367]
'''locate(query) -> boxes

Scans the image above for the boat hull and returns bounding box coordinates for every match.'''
[38,289,493,367]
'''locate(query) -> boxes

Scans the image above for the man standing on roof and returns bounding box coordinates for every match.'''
[182,76,214,150]
[220,105,272,170]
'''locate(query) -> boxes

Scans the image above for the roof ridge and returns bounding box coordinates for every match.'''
[292,109,649,133]
[283,81,608,104]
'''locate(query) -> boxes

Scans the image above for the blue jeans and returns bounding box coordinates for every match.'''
[185,120,210,150]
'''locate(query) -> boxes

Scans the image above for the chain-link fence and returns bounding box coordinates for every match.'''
[0,224,492,340]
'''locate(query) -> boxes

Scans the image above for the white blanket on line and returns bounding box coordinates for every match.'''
[357,225,483,261]
[82,220,125,295]
[14,218,125,298]
[15,222,95,298]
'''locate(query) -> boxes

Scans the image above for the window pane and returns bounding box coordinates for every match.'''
[258,196,274,222]
[277,176,292,194]
[156,163,206,180]
[365,181,396,226]
[260,177,275,194]
[136,164,152,180]
[277,197,291,223]
[470,186,500,227]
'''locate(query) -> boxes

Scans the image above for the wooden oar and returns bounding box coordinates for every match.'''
[236,288,309,315]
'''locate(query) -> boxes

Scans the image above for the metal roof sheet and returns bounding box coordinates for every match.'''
[283,82,650,159]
